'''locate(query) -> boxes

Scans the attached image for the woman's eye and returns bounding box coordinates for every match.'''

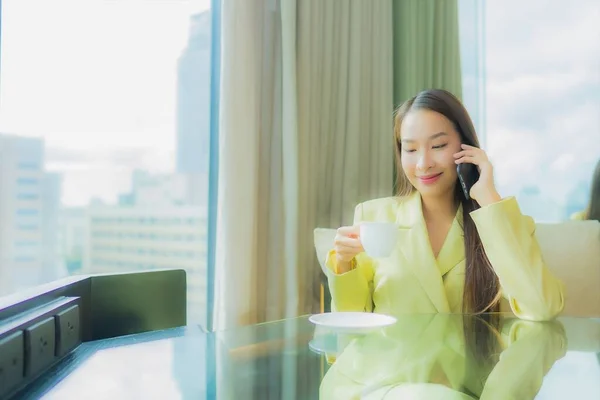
[432,143,448,149]
[403,148,416,153]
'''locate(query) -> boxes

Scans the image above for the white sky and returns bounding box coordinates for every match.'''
[0,0,598,210]
[0,0,210,205]
[484,0,600,210]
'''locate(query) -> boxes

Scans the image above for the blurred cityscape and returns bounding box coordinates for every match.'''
[0,10,212,323]
[0,1,598,323]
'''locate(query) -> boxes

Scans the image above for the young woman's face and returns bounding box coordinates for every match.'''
[400,109,462,199]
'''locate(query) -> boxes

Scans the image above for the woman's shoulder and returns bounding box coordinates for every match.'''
[359,196,401,210]
[570,210,587,220]
[356,193,419,224]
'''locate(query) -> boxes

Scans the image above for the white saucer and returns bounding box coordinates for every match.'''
[308,312,397,334]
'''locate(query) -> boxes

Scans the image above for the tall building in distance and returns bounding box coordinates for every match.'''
[40,172,65,283]
[81,10,213,324]
[0,134,64,295]
[176,11,211,177]
[58,207,86,275]
[82,170,208,324]
[119,170,195,207]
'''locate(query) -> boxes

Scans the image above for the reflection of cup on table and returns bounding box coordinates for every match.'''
[360,222,399,258]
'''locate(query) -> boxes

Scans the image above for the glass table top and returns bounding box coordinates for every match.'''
[18,313,600,399]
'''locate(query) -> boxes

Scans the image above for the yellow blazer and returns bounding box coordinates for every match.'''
[325,192,565,321]
[319,314,567,399]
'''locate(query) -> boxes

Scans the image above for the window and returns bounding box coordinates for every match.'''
[486,1,599,222]
[14,257,37,263]
[18,162,40,170]
[16,209,39,216]
[458,0,486,143]
[14,241,38,247]
[0,0,216,329]
[16,224,39,231]
[16,178,38,185]
[459,0,600,222]
[16,193,39,200]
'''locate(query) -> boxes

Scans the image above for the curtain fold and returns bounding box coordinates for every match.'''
[213,0,462,329]
[281,0,300,320]
[214,0,287,330]
[214,0,465,397]
[295,0,395,316]
[214,0,395,331]
[392,0,463,106]
[391,0,463,191]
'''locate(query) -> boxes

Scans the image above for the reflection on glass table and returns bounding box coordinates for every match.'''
[319,313,582,399]
[24,314,600,400]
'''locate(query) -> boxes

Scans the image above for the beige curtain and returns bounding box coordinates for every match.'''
[295,0,394,316]
[215,0,463,397]
[213,0,394,330]
[213,0,290,330]
[393,0,463,105]
[391,0,463,193]
[297,0,394,228]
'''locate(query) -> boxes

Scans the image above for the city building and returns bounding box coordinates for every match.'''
[58,207,86,275]
[176,10,211,176]
[82,170,208,324]
[0,134,63,295]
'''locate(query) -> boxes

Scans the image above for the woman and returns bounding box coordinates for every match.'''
[319,313,567,399]
[326,89,564,321]
[571,158,600,221]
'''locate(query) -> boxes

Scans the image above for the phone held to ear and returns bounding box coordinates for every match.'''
[457,163,479,200]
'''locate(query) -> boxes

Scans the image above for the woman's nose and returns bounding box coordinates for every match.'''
[416,150,433,171]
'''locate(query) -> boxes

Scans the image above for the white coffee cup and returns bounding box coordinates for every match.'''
[360,222,399,258]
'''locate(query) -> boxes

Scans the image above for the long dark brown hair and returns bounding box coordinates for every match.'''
[393,89,501,314]
[461,313,502,397]
[585,159,600,222]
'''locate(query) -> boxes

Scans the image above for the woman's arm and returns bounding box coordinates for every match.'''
[325,203,375,312]
[471,197,565,321]
[479,319,566,399]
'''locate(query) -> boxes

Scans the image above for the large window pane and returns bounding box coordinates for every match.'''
[485,0,600,222]
[459,0,486,144]
[0,0,213,327]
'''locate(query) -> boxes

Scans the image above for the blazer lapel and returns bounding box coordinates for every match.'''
[396,192,451,313]
[436,205,465,276]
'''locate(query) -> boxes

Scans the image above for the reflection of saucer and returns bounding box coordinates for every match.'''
[308,332,362,358]
[308,334,339,355]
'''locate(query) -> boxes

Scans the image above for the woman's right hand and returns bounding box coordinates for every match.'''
[334,226,364,272]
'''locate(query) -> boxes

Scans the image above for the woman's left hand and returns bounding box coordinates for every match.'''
[454,144,502,206]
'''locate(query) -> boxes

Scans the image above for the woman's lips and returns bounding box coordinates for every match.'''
[418,173,443,185]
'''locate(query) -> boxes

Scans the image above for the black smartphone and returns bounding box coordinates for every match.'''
[457,163,479,200]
